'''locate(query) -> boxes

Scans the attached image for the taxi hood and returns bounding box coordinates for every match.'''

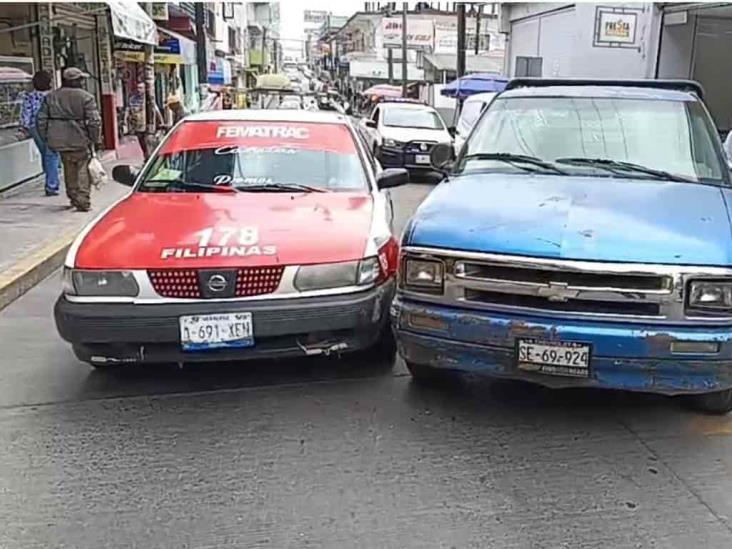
[73,192,374,269]
[406,173,732,266]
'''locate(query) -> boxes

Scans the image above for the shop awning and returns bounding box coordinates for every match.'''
[423,53,504,74]
[107,0,157,45]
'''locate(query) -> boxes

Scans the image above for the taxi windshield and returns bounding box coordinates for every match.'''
[460,96,726,184]
[383,107,445,130]
[139,121,368,193]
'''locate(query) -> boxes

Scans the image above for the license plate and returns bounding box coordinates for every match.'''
[517,338,591,378]
[179,312,253,351]
[415,154,430,164]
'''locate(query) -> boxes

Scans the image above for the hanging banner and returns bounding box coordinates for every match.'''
[114,37,183,64]
[382,17,434,49]
[107,0,158,45]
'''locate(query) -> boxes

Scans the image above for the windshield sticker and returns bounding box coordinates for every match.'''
[216,126,309,139]
[160,226,277,260]
[160,121,357,155]
[213,175,274,186]
[213,146,298,156]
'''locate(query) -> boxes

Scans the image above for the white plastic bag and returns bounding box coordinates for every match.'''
[88,152,107,190]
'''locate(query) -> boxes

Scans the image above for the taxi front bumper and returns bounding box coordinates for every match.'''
[55,281,394,365]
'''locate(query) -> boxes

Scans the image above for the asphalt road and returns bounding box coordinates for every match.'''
[3,182,732,548]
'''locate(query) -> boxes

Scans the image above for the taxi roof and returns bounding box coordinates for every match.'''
[500,85,698,102]
[184,109,350,124]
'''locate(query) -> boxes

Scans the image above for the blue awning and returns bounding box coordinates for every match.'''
[441,74,509,100]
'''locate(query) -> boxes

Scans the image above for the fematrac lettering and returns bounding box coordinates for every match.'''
[216,126,310,139]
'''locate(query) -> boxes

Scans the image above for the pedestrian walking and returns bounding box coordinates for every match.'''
[36,67,101,212]
[165,94,187,125]
[20,70,60,196]
[127,82,163,159]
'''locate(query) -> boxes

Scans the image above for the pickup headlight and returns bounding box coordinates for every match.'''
[294,258,380,291]
[401,258,444,293]
[688,280,732,311]
[63,268,139,297]
[383,138,404,148]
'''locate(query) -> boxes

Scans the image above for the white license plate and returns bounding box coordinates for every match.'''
[415,154,430,164]
[517,338,591,378]
[179,312,253,351]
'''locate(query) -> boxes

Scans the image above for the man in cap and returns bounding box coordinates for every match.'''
[37,67,101,212]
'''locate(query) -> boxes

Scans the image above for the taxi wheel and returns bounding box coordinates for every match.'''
[405,361,456,386]
[684,389,732,415]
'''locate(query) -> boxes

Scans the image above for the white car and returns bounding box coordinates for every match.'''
[359,101,453,171]
[453,92,497,154]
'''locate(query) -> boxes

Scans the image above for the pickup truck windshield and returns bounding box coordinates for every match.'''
[383,108,445,130]
[460,96,725,184]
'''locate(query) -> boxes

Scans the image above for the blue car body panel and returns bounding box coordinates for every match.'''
[407,173,732,266]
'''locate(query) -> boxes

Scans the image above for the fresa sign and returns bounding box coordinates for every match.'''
[381,17,434,49]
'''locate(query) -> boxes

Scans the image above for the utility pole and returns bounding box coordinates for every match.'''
[262,26,268,72]
[401,2,407,97]
[475,3,482,55]
[273,40,278,73]
[456,2,466,78]
[194,3,207,95]
[142,2,155,147]
[387,48,393,84]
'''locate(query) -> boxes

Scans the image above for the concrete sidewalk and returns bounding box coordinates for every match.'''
[0,139,144,309]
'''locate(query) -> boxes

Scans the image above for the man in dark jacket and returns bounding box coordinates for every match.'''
[37,67,101,212]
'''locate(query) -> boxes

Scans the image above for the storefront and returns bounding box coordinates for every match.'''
[0,3,41,190]
[114,28,197,129]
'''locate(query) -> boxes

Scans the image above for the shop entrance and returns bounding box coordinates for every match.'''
[657,3,732,136]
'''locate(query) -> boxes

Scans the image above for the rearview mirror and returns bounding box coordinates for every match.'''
[365,119,377,129]
[430,143,453,171]
[376,168,409,190]
[112,164,139,187]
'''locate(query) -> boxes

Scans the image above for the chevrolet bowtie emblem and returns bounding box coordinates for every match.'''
[536,282,579,302]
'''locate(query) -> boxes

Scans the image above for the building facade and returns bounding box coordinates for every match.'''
[501,2,732,133]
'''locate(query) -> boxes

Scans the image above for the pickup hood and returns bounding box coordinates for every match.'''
[74,192,373,269]
[406,173,732,266]
[382,126,451,144]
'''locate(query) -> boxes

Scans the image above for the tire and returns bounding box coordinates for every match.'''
[684,389,732,415]
[405,361,456,385]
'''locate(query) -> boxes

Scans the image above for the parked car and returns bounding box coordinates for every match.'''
[393,78,732,414]
[55,110,408,368]
[359,100,453,173]
[453,92,497,154]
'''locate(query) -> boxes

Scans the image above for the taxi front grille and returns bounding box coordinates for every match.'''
[148,267,284,299]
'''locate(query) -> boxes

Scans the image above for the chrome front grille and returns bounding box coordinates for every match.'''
[401,247,732,325]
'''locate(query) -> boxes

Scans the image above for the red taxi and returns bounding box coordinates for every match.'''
[54,110,408,367]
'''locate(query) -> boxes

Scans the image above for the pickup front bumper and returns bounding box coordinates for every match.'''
[391,296,732,395]
[55,281,394,365]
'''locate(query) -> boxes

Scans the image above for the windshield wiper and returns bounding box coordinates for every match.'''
[238,182,327,193]
[461,153,567,175]
[554,157,695,183]
[141,178,239,193]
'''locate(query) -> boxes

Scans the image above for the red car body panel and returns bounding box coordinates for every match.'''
[74,192,374,269]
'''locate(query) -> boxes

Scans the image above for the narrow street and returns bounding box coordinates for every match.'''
[1,182,732,548]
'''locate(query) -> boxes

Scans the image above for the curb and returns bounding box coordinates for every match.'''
[0,228,82,311]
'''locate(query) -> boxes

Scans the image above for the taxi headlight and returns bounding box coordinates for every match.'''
[688,280,732,311]
[401,258,444,293]
[383,138,404,148]
[64,268,139,297]
[294,258,380,291]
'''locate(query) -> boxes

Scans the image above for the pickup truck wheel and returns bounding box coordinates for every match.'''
[405,361,456,385]
[684,389,732,415]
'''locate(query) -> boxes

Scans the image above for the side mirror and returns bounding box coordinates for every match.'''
[111,164,139,187]
[430,143,453,171]
[365,119,377,129]
[376,168,409,190]
[447,126,457,138]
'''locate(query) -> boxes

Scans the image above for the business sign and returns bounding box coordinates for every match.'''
[304,10,328,24]
[114,37,183,64]
[382,17,434,49]
[151,3,169,21]
[594,7,640,48]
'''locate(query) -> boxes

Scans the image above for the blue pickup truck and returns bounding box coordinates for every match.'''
[392,79,732,414]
